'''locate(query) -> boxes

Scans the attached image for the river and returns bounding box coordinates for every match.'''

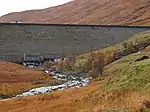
[16,69,92,97]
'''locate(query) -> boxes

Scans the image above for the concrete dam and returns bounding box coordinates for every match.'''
[0,23,150,61]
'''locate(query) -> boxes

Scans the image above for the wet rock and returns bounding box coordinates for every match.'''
[16,69,92,97]
[135,56,149,62]
[0,94,10,99]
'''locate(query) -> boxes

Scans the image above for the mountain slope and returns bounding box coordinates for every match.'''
[0,0,149,25]
[1,31,150,112]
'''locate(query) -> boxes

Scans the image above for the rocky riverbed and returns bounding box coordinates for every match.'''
[16,70,92,97]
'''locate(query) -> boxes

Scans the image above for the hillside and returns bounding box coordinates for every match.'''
[74,30,150,71]
[0,62,57,95]
[0,31,150,112]
[0,62,50,83]
[0,0,149,26]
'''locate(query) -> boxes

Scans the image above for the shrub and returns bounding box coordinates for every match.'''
[122,41,135,54]
[63,55,76,70]
[88,68,100,78]
[57,60,64,71]
[94,52,105,76]
[103,50,114,65]
[85,52,97,70]
[43,61,55,68]
[56,56,76,71]
[87,52,105,78]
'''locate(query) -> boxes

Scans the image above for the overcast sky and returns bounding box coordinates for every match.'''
[0,0,72,16]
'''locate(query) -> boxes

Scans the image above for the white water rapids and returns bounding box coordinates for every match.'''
[16,70,92,97]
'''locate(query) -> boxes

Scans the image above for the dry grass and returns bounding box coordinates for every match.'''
[0,82,149,112]
[143,46,150,52]
[0,0,149,26]
[0,83,44,95]
[0,61,52,83]
[0,62,56,95]
[0,81,100,112]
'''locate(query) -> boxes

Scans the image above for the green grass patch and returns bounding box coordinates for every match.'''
[102,52,150,91]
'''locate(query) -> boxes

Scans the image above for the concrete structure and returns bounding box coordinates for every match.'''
[0,23,149,61]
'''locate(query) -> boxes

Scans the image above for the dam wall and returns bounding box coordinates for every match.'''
[0,23,150,61]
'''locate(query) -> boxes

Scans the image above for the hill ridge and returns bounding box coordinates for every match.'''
[0,0,149,26]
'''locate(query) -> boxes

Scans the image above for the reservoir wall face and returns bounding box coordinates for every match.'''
[0,24,150,61]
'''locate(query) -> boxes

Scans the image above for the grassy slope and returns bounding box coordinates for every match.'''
[0,62,57,95]
[0,31,150,112]
[74,30,150,70]
[103,52,150,91]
